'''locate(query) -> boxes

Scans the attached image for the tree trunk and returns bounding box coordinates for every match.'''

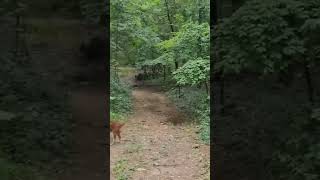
[163,65,166,81]
[164,0,179,71]
[164,0,175,32]
[198,0,203,56]
[304,61,314,105]
[152,66,156,79]
[205,81,209,94]
[220,76,225,114]
[174,59,179,70]
[14,14,20,59]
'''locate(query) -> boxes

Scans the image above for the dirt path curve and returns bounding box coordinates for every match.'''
[111,86,210,180]
[58,86,107,180]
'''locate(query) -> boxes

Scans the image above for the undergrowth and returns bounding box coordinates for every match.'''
[271,107,320,180]
[0,51,71,178]
[0,155,46,180]
[110,73,133,122]
[167,87,210,144]
[112,159,132,180]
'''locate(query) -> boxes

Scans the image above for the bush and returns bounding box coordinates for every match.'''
[272,107,320,180]
[173,57,209,87]
[110,74,132,120]
[167,88,210,144]
[0,156,45,180]
[214,0,320,75]
[0,54,71,171]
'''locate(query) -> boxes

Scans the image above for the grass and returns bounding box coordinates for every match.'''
[113,159,132,180]
[125,144,144,154]
[110,112,128,123]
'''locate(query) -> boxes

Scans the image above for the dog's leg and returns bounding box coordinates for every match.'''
[114,131,121,144]
[113,132,117,143]
[118,132,121,142]
[110,132,114,145]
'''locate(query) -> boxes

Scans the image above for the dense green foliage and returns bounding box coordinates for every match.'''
[214,0,320,179]
[110,74,133,121]
[0,51,71,179]
[272,107,320,180]
[0,156,46,180]
[157,22,210,63]
[79,0,107,25]
[173,57,209,86]
[0,0,83,179]
[110,0,210,143]
[214,0,320,75]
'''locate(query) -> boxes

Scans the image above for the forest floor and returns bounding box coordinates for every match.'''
[110,80,210,180]
[57,77,209,180]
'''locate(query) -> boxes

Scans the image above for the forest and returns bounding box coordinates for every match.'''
[0,0,107,179]
[213,0,320,180]
[110,0,210,140]
[110,0,210,179]
[0,0,319,180]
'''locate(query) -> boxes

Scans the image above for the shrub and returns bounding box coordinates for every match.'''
[110,72,133,123]
[0,54,71,169]
[167,88,210,144]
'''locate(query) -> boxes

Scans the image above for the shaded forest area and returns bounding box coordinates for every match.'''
[213,0,320,180]
[110,1,210,179]
[110,0,210,145]
[0,0,107,179]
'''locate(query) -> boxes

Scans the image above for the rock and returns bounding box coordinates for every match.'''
[193,144,200,149]
[136,168,146,171]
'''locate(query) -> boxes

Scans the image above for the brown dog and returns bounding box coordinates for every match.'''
[110,121,125,145]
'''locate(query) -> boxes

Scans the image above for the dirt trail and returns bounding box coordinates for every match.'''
[58,86,107,180]
[110,86,210,180]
